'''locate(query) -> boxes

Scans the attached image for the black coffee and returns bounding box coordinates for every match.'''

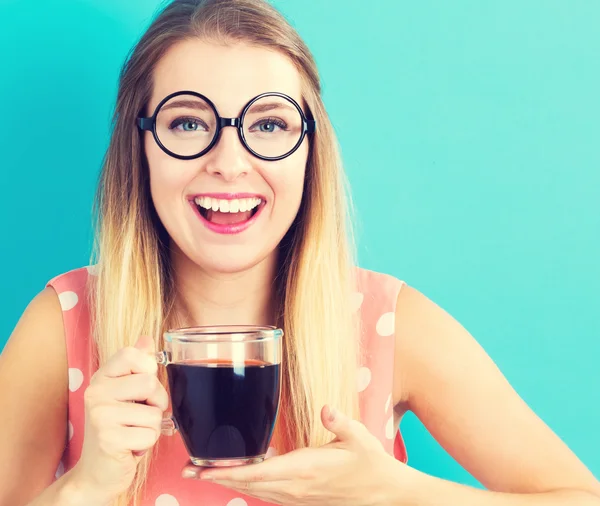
[167,359,280,460]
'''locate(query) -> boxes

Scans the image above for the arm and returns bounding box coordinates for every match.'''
[0,288,110,506]
[392,285,600,504]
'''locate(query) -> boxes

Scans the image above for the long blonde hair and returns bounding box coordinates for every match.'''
[92,0,359,504]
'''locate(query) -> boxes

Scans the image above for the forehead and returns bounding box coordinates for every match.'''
[150,39,304,116]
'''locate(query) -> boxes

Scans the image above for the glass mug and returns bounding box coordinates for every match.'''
[156,325,282,467]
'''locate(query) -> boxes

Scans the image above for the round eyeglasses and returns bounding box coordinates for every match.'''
[137,91,316,161]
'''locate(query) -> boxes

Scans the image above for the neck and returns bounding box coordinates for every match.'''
[170,247,280,328]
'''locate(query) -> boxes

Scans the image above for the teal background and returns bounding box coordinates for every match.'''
[1,0,599,488]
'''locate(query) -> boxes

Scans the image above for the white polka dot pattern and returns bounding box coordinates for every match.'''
[227,499,248,506]
[357,366,372,393]
[58,291,79,311]
[351,292,364,311]
[376,312,395,336]
[68,368,84,392]
[86,264,99,276]
[155,494,179,506]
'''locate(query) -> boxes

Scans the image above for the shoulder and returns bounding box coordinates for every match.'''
[46,265,97,310]
[393,284,464,354]
[10,264,96,346]
[47,265,96,293]
[354,267,406,308]
[355,266,405,292]
[21,286,65,329]
[2,285,67,378]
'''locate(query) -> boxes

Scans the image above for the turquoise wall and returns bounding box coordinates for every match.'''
[1,0,598,487]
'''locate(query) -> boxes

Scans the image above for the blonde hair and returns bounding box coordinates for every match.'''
[92,0,359,504]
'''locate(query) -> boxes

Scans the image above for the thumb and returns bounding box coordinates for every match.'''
[321,405,363,442]
[134,335,156,354]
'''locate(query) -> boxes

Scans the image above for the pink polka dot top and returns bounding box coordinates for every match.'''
[47,266,408,506]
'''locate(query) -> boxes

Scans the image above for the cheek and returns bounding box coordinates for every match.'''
[145,136,190,202]
[261,155,307,239]
[272,144,308,198]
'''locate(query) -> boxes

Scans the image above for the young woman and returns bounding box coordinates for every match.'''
[1,1,599,505]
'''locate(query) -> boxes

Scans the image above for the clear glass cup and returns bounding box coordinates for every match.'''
[156,325,282,467]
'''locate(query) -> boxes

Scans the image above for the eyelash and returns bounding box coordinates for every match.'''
[252,117,288,130]
[169,117,208,130]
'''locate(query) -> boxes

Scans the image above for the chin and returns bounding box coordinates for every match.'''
[192,249,276,275]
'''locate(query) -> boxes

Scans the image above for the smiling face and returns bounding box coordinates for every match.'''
[144,39,309,274]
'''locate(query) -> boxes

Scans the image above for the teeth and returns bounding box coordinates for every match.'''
[194,196,262,213]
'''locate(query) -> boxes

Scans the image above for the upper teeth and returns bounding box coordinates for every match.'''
[194,196,262,213]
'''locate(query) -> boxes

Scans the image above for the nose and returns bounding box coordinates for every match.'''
[204,126,252,181]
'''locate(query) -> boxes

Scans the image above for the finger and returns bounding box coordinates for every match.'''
[102,342,158,378]
[190,453,299,482]
[105,374,168,411]
[99,426,160,454]
[134,335,155,353]
[321,405,366,442]
[209,478,294,498]
[118,426,160,452]
[112,403,163,431]
[181,463,212,479]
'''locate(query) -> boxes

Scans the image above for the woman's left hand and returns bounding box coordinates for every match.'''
[181,405,415,505]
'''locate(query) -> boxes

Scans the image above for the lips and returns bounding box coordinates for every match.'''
[190,194,266,235]
[194,195,262,225]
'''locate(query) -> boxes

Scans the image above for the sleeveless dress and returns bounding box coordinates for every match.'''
[48,266,408,506]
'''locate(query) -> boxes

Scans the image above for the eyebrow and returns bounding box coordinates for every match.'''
[247,101,297,114]
[160,100,213,112]
[157,98,299,115]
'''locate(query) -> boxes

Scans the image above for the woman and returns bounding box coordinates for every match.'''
[1,0,599,505]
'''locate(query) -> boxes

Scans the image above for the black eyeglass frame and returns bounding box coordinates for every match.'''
[137,90,316,161]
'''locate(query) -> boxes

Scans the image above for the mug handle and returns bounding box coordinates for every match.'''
[156,351,171,366]
[155,351,177,436]
[161,413,178,436]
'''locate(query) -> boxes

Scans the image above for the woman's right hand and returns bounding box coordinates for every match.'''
[70,335,169,502]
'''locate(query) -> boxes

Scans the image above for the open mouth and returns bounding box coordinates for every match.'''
[193,196,264,231]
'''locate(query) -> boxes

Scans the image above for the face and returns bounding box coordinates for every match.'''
[144,39,309,274]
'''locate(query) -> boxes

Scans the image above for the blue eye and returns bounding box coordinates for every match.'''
[260,123,276,132]
[250,118,288,133]
[169,117,208,132]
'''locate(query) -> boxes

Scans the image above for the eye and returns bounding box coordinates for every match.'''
[169,117,209,132]
[250,117,288,133]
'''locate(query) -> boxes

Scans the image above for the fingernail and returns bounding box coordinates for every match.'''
[329,407,337,422]
[182,468,198,479]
